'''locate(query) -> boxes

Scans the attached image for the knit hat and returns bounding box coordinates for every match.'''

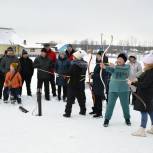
[73,51,82,60]
[97,51,104,56]
[67,44,73,48]
[43,43,50,47]
[10,63,18,71]
[143,54,153,64]
[118,53,127,62]
[7,47,14,52]
[129,53,137,59]
[22,49,28,55]
[41,48,48,53]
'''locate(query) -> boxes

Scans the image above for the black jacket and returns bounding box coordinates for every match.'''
[132,68,153,112]
[67,59,87,90]
[34,56,52,80]
[19,57,34,78]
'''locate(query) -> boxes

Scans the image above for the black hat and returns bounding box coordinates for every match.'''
[67,44,73,48]
[7,47,14,52]
[43,43,50,47]
[117,53,127,62]
[41,48,48,53]
[97,51,104,56]
[22,49,28,55]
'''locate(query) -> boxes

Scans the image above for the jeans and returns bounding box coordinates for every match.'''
[140,112,153,128]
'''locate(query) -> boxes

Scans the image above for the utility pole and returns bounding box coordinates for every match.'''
[101,33,103,50]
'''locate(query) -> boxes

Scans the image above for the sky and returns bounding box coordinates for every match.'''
[0,0,153,45]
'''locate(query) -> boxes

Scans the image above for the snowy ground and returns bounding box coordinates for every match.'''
[0,55,152,153]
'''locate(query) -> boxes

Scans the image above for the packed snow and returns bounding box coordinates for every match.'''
[0,55,152,153]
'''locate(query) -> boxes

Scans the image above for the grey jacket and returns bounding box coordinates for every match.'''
[0,55,19,74]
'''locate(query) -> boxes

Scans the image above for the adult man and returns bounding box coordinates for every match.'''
[65,44,75,61]
[19,50,34,96]
[44,43,57,97]
[63,51,87,117]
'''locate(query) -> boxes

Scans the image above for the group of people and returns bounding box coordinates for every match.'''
[0,44,153,137]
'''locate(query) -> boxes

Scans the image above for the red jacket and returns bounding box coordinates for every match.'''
[47,49,57,73]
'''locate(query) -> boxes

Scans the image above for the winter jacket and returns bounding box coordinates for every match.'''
[106,64,130,92]
[0,55,19,74]
[19,57,34,78]
[46,49,57,73]
[92,63,108,98]
[65,49,75,61]
[4,72,22,88]
[128,61,142,81]
[55,56,70,86]
[34,56,52,80]
[67,59,87,90]
[132,67,153,112]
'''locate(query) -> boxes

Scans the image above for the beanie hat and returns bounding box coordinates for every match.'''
[67,44,73,48]
[117,53,127,62]
[73,51,82,60]
[129,53,137,59]
[10,63,18,70]
[7,47,14,52]
[43,43,50,47]
[97,51,104,56]
[22,49,28,55]
[143,54,153,64]
[41,48,48,53]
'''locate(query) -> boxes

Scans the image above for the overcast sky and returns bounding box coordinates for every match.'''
[0,0,153,45]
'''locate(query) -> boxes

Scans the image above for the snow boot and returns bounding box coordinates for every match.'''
[147,126,153,134]
[125,119,131,126]
[93,114,103,118]
[103,119,109,127]
[132,127,146,137]
[63,113,71,118]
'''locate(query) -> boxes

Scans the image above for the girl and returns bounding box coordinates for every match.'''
[128,54,153,137]
[3,63,22,104]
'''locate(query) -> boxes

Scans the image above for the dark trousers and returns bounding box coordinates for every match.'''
[0,74,5,99]
[49,75,56,96]
[21,76,32,95]
[65,88,86,115]
[58,85,67,98]
[3,87,21,103]
[93,95,103,115]
[37,79,50,100]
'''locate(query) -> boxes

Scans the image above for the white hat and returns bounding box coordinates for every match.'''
[129,53,137,59]
[73,51,83,60]
[143,54,153,64]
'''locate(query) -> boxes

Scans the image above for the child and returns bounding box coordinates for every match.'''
[128,54,153,137]
[55,52,70,101]
[3,63,22,104]
[101,53,131,127]
[89,51,109,118]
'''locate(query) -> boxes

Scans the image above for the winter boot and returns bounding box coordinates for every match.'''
[103,119,109,127]
[63,113,71,118]
[58,96,61,101]
[93,114,103,118]
[132,127,146,137]
[147,126,153,134]
[125,119,131,126]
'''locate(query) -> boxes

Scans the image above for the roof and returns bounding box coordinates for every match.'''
[0,28,24,45]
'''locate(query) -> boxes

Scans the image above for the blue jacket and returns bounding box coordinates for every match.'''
[55,56,70,86]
